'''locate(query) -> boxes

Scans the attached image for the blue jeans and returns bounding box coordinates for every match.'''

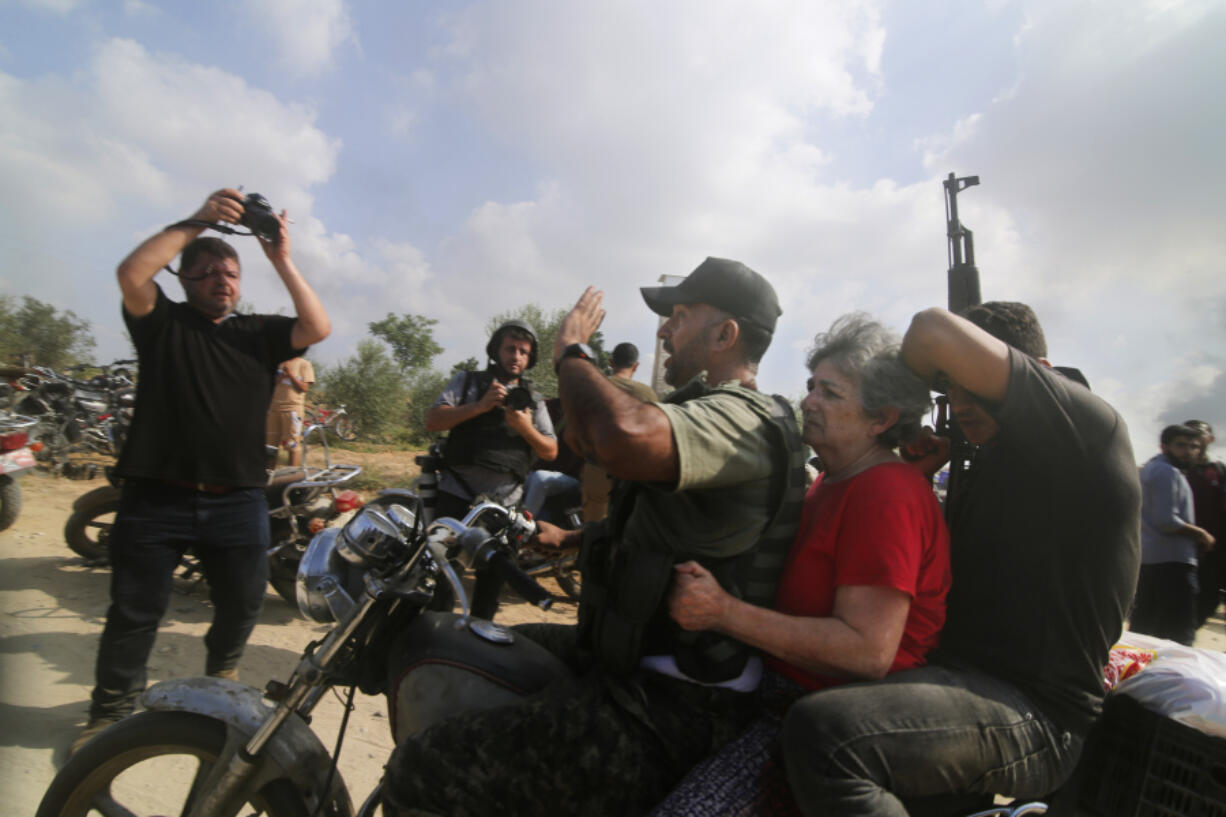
[89,480,270,719]
[780,663,1082,817]
[522,470,581,518]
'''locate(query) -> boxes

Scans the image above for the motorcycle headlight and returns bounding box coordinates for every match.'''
[336,507,405,568]
[296,528,365,623]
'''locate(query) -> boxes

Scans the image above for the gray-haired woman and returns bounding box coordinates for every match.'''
[652,312,952,816]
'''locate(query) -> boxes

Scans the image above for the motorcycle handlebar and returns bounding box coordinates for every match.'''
[487,550,553,611]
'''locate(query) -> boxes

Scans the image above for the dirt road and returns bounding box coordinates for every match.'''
[0,466,573,815]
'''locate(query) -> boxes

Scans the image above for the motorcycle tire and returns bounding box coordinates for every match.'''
[0,474,20,531]
[268,555,299,605]
[35,710,309,817]
[332,415,358,442]
[64,492,120,562]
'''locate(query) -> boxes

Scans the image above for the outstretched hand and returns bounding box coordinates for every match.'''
[553,287,606,367]
[668,561,731,632]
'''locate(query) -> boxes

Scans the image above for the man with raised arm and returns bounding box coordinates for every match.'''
[385,258,806,817]
[72,188,330,753]
[781,302,1141,815]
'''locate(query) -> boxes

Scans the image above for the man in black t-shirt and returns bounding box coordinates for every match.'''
[781,302,1141,816]
[72,188,330,752]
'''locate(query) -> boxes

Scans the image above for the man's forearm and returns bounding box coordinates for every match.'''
[276,257,330,348]
[117,223,206,315]
[557,357,677,482]
[425,402,488,432]
[519,424,558,461]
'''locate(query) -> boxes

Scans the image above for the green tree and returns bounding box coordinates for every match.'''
[450,356,480,375]
[316,340,408,441]
[400,369,451,447]
[0,295,96,369]
[368,313,444,376]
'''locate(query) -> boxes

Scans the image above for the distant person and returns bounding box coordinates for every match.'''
[581,341,657,522]
[424,320,557,618]
[1184,419,1226,626]
[266,355,314,466]
[75,188,329,753]
[1133,423,1215,645]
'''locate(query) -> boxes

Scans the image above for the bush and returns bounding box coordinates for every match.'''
[317,340,408,441]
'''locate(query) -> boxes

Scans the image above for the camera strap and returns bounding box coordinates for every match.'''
[160,219,260,277]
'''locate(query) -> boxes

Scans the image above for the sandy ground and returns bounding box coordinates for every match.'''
[4,458,1226,816]
[0,460,574,816]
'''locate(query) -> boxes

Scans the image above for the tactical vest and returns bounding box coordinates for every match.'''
[441,369,543,481]
[575,378,807,683]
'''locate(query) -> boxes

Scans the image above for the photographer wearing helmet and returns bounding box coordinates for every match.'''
[424,319,558,616]
[73,188,329,753]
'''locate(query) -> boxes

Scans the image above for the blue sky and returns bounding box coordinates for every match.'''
[2,0,1224,461]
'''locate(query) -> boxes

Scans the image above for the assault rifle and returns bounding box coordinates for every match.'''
[939,172,981,509]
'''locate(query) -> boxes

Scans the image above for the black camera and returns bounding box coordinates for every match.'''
[504,386,536,412]
[240,193,281,243]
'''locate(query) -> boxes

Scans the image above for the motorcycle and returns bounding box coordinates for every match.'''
[13,361,136,476]
[415,441,583,603]
[0,412,38,531]
[305,402,358,442]
[37,496,568,817]
[63,421,364,603]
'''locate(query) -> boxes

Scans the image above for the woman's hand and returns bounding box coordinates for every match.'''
[668,561,731,632]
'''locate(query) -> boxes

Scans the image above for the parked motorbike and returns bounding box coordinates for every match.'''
[415,441,583,602]
[63,422,364,603]
[305,402,358,442]
[0,412,38,531]
[13,361,136,475]
[37,496,567,817]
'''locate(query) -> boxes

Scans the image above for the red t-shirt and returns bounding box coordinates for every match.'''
[766,462,951,690]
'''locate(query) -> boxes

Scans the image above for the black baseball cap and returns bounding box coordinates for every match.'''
[640,257,781,334]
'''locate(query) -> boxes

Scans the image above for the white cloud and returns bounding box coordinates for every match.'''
[0,37,351,348]
[243,0,356,78]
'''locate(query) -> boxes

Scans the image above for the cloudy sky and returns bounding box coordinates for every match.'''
[2,0,1223,461]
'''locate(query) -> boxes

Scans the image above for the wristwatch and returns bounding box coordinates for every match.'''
[555,342,596,373]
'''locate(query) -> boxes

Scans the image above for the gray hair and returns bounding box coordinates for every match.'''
[806,312,932,449]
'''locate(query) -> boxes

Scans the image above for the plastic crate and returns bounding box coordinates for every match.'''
[1078,693,1226,817]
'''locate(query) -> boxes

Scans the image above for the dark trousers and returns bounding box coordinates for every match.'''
[89,481,270,719]
[384,623,757,817]
[1131,561,1199,645]
[1196,546,1224,626]
[780,664,1082,817]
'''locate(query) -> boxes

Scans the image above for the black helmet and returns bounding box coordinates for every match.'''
[486,319,539,370]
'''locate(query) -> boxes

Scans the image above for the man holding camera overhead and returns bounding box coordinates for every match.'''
[425,319,558,617]
[73,188,330,753]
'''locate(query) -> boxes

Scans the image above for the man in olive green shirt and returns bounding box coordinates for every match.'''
[385,258,805,817]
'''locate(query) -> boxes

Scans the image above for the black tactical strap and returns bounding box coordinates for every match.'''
[674,393,806,682]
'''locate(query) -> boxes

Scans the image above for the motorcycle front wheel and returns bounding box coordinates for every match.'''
[36,711,309,817]
[63,493,120,562]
